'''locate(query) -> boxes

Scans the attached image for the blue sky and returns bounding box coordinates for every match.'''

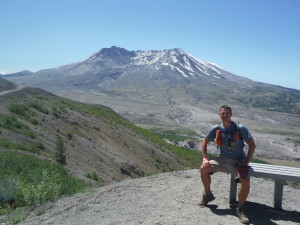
[1,0,300,90]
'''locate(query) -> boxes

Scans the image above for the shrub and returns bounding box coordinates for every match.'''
[52,106,60,118]
[0,114,24,130]
[0,138,40,154]
[0,176,19,205]
[66,131,73,140]
[0,138,10,148]
[28,101,49,114]
[36,95,47,100]
[8,104,29,118]
[0,152,86,208]
[20,170,60,205]
[37,142,45,150]
[55,135,66,165]
[0,114,36,138]
[86,171,104,182]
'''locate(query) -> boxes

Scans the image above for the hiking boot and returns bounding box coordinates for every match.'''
[236,207,249,224]
[198,192,215,206]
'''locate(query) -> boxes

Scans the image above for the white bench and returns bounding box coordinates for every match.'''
[228,162,300,209]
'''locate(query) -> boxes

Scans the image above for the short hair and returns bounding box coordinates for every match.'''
[219,105,232,113]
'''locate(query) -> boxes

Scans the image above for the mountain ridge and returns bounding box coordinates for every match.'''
[2,70,34,78]
[0,76,17,91]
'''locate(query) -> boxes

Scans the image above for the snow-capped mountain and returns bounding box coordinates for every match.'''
[5,46,300,115]
[86,47,225,78]
[5,46,249,87]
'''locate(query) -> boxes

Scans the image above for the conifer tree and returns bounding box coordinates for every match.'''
[55,135,66,165]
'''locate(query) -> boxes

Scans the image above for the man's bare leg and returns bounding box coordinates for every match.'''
[236,177,250,224]
[199,166,215,206]
[200,166,212,192]
[238,178,250,205]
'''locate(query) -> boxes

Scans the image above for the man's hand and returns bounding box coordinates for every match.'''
[202,158,210,169]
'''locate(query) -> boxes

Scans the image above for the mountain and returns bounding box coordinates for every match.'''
[2,70,33,77]
[5,46,252,92]
[0,76,17,91]
[0,80,197,184]
[5,46,300,115]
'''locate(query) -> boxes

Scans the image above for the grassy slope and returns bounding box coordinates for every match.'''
[0,87,203,184]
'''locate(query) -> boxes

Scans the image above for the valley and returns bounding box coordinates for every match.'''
[53,87,300,166]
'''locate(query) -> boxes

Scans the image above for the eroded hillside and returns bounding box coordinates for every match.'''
[0,86,198,184]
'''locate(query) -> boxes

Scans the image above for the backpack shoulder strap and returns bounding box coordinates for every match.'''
[236,121,242,138]
[235,121,245,147]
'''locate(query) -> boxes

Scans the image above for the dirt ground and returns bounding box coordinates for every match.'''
[19,170,300,225]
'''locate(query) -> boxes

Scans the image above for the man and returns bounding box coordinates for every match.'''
[199,105,256,224]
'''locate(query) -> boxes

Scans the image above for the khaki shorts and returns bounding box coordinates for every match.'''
[209,156,241,176]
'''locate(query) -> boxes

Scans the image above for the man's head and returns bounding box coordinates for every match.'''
[219,105,232,114]
[219,105,232,123]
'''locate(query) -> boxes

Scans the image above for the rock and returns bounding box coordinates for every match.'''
[120,163,145,177]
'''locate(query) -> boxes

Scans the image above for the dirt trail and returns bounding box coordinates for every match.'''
[0,85,24,96]
[19,170,300,225]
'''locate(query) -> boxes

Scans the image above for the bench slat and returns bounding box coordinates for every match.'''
[250,167,300,176]
[250,166,300,173]
[249,163,300,182]
[252,172,300,178]
[251,171,300,182]
[250,163,300,173]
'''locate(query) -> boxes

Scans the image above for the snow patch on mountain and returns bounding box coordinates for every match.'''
[185,52,223,75]
[175,67,188,78]
[132,50,167,65]
[163,63,188,78]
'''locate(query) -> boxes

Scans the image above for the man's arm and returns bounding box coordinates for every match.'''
[237,137,256,167]
[201,138,210,168]
[245,137,256,164]
[201,138,210,158]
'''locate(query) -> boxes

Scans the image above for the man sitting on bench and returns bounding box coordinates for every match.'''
[199,105,256,224]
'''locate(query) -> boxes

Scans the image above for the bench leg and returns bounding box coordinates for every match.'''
[230,173,237,205]
[274,180,286,209]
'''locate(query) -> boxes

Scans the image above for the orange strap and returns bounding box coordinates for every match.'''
[216,129,222,146]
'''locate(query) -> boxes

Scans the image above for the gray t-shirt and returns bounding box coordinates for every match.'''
[205,121,252,160]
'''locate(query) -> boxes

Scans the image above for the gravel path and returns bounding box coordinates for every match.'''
[20,170,300,225]
[0,85,24,96]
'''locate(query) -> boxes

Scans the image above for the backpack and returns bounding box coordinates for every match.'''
[215,121,244,149]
